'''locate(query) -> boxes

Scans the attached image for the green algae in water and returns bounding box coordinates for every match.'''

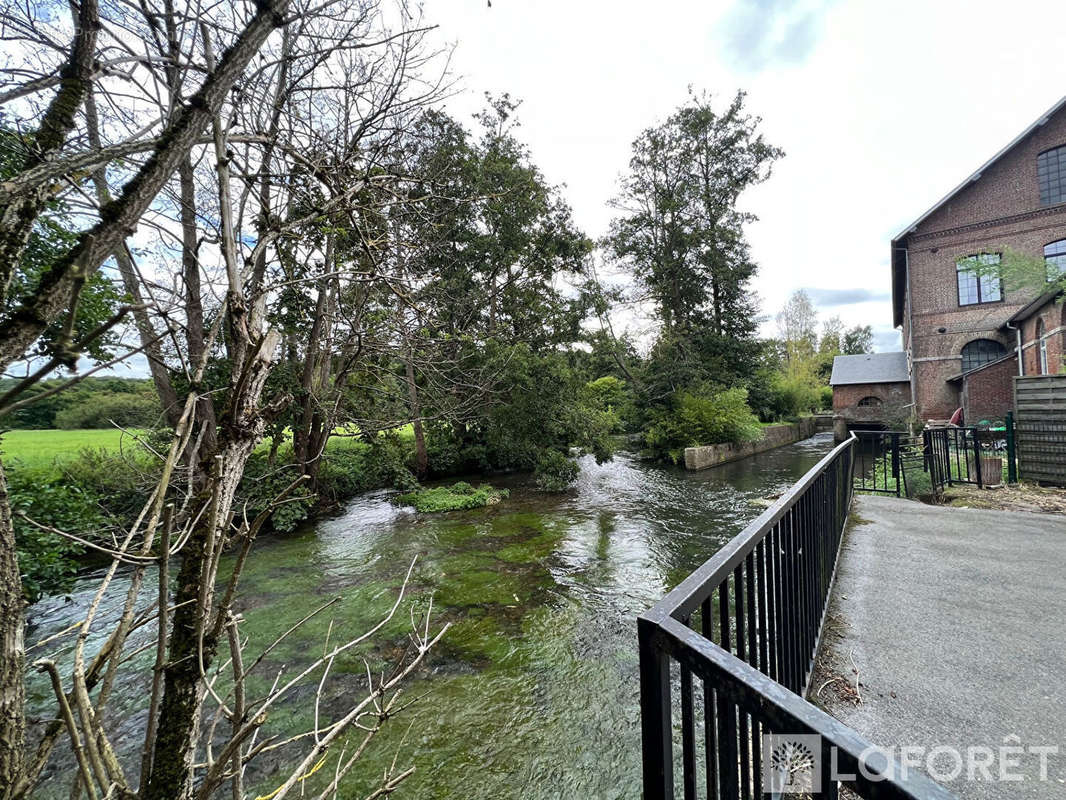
[23,438,840,800]
[397,482,509,513]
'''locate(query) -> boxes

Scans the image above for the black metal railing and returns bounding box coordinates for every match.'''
[638,435,953,799]
[923,426,1009,492]
[851,430,925,497]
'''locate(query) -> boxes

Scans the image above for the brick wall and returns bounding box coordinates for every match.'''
[898,103,1066,419]
[831,382,912,423]
[1020,299,1066,375]
[960,354,1017,423]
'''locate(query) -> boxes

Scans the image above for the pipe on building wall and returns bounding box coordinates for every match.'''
[904,248,920,418]
[1006,320,1024,376]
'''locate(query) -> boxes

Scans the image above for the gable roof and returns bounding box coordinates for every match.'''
[890,95,1066,328]
[1007,287,1064,325]
[830,352,910,386]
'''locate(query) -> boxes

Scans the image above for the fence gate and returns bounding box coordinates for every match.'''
[852,430,923,497]
[922,427,999,493]
[1013,375,1066,486]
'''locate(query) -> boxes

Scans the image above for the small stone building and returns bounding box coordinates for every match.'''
[830,352,913,426]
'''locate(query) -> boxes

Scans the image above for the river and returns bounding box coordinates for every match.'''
[24,432,834,799]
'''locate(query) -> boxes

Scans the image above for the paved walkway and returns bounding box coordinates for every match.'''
[816,495,1066,799]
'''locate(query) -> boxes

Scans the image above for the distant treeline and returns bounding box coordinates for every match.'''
[0,377,162,430]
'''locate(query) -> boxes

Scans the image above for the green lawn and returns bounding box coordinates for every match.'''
[0,428,137,471]
[1,423,416,472]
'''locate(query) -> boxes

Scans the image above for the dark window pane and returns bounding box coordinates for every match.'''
[961,339,1006,372]
[1038,145,1066,205]
[1045,239,1066,281]
[957,253,1000,305]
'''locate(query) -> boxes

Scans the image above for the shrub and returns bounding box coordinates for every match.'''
[396,483,508,513]
[580,376,633,432]
[54,391,162,429]
[534,449,580,491]
[6,468,110,602]
[819,385,834,411]
[644,387,762,463]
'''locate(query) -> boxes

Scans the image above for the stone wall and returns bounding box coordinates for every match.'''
[683,417,817,471]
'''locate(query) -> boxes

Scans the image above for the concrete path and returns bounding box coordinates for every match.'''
[816,495,1066,799]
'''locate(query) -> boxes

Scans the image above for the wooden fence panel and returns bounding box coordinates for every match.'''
[1013,375,1066,485]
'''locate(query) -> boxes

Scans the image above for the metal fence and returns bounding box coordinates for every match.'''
[851,430,926,497]
[637,435,953,799]
[923,427,1010,492]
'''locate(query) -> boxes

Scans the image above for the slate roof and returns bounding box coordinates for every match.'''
[829,352,910,386]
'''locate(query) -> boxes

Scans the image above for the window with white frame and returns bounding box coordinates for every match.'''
[961,339,1006,372]
[1037,319,1049,375]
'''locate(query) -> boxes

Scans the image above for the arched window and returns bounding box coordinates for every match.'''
[1038,145,1066,206]
[857,396,882,407]
[1037,319,1049,375]
[961,339,1006,372]
[1045,239,1066,281]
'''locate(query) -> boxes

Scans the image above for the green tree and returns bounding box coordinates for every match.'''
[842,324,874,354]
[606,90,782,340]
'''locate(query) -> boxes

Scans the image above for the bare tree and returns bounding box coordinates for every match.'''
[0,0,452,796]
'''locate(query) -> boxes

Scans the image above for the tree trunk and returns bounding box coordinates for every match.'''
[405,358,428,478]
[0,458,24,800]
[145,332,282,800]
[179,157,218,463]
[0,0,98,306]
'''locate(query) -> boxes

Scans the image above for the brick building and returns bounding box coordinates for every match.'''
[829,352,912,426]
[891,96,1066,423]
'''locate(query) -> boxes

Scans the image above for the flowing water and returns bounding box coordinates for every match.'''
[24,433,834,799]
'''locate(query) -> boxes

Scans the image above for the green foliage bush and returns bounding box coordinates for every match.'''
[396,483,508,513]
[0,377,158,429]
[749,372,821,421]
[819,385,834,411]
[6,467,110,602]
[644,387,762,463]
[534,449,580,492]
[54,391,161,430]
[579,376,633,433]
[421,344,614,488]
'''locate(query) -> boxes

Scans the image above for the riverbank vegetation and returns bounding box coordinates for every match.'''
[0,2,866,794]
[396,482,509,513]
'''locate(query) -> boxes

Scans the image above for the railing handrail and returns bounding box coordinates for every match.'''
[650,616,956,800]
[638,433,955,799]
[642,433,857,623]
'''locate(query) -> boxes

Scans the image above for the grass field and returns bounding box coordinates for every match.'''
[0,428,140,470]
[0,424,416,472]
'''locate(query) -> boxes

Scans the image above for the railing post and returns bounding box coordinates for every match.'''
[891,432,901,497]
[973,429,983,488]
[1006,411,1018,483]
[638,617,673,800]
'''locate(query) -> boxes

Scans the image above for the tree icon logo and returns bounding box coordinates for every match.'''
[763,734,822,793]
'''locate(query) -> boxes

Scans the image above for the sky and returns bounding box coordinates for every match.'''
[425,0,1066,352]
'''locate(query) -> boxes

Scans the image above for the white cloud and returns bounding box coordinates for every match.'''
[426,0,1066,349]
